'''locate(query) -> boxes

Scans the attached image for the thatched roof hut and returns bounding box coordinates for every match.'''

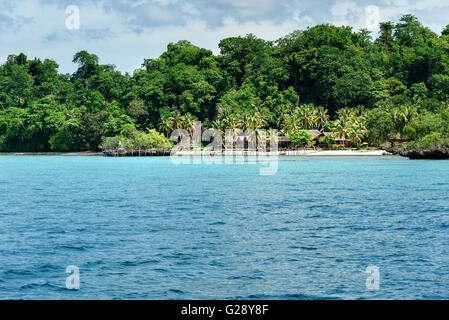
[306,130,323,141]
[322,132,349,144]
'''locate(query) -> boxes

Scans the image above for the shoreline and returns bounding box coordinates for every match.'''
[0,151,104,156]
[303,150,389,156]
[0,150,390,157]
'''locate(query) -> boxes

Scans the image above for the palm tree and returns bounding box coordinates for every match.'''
[158,114,174,138]
[277,111,288,128]
[210,119,227,149]
[182,113,199,147]
[297,104,318,129]
[333,118,349,146]
[211,119,224,134]
[316,106,330,131]
[243,110,267,130]
[391,108,404,134]
[183,113,197,132]
[280,113,300,135]
[217,103,233,120]
[337,108,355,122]
[348,120,366,146]
[170,110,185,131]
[400,105,415,127]
[220,113,243,149]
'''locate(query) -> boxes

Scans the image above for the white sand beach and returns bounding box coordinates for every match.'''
[169,149,390,157]
[302,150,389,156]
[1,150,391,157]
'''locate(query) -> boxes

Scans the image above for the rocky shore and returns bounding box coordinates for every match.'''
[398,146,449,159]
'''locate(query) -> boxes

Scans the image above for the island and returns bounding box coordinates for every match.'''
[1,14,449,159]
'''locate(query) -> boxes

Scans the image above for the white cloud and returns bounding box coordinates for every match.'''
[329,2,368,30]
[104,16,314,73]
[293,10,313,25]
[3,0,449,74]
[0,0,316,73]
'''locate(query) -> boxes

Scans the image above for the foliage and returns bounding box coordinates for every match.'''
[419,132,443,148]
[320,134,336,148]
[1,15,449,151]
[99,127,171,150]
[289,130,312,148]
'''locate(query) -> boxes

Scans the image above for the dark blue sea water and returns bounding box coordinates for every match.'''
[0,156,448,300]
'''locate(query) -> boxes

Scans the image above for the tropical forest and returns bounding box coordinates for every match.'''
[1,14,449,152]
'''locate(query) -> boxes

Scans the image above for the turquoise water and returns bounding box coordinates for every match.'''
[0,156,448,300]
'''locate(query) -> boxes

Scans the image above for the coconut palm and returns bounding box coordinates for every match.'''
[391,108,404,134]
[243,110,267,130]
[227,113,244,130]
[316,106,330,131]
[347,120,366,146]
[333,118,349,146]
[355,105,366,118]
[297,104,318,129]
[400,105,415,126]
[211,119,224,134]
[217,103,233,120]
[337,108,355,122]
[170,110,185,130]
[183,113,197,132]
[280,113,300,135]
[277,111,289,128]
[158,114,174,138]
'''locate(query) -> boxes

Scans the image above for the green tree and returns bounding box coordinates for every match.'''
[320,134,336,148]
[289,129,312,148]
[366,108,395,145]
[72,51,99,84]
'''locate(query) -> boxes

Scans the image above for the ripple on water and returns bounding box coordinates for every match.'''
[121,259,160,267]
[1,156,449,299]
[58,245,89,251]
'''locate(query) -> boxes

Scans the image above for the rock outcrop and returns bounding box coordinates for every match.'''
[399,146,449,159]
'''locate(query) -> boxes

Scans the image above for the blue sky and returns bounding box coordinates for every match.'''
[1,0,449,74]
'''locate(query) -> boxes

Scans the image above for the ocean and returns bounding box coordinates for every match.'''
[0,156,448,299]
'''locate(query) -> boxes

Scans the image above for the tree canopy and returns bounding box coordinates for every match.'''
[1,15,449,151]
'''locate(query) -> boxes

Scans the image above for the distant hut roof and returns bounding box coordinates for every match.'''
[391,133,408,142]
[306,130,323,140]
[322,132,349,142]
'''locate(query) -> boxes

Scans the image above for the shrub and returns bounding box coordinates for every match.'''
[420,132,442,148]
[99,136,123,150]
[99,129,171,150]
[319,134,336,148]
[289,130,312,148]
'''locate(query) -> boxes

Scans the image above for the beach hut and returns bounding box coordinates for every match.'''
[306,130,323,141]
[322,132,350,146]
[390,133,408,144]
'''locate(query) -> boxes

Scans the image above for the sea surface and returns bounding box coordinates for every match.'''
[0,156,448,300]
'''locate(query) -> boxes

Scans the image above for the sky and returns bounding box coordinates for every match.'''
[1,0,449,74]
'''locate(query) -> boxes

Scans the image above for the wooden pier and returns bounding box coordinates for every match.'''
[103,148,172,157]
